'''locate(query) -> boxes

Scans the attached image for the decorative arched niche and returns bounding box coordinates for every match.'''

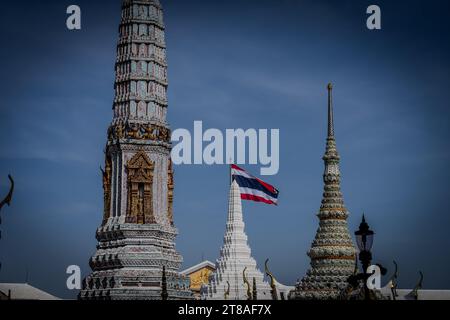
[125,151,155,224]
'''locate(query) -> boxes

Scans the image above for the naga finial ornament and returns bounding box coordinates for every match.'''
[0,175,14,213]
[390,260,399,300]
[243,267,252,300]
[0,174,14,271]
[224,281,230,300]
[408,271,423,300]
[265,259,278,300]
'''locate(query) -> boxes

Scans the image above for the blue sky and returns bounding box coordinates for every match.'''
[0,0,450,299]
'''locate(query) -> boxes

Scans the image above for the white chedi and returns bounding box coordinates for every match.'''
[203,180,273,300]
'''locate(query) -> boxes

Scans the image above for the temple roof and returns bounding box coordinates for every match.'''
[0,283,60,300]
[180,260,216,276]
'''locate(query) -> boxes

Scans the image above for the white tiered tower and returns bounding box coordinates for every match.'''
[204,180,273,300]
[79,0,192,300]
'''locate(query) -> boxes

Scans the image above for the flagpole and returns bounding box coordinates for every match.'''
[229,159,233,186]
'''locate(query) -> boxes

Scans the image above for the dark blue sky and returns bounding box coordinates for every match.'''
[0,0,449,299]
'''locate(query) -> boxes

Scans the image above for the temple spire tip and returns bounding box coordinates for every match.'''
[327,83,335,138]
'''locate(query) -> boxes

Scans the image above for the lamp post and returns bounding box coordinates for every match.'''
[355,215,375,300]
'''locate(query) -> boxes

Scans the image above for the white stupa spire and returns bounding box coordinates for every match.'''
[204,180,272,300]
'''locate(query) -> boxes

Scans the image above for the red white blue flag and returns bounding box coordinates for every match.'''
[231,164,279,206]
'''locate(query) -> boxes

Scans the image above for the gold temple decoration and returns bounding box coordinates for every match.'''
[0,175,14,213]
[408,271,424,300]
[0,174,14,273]
[189,268,211,291]
[108,122,171,143]
[182,262,215,299]
[265,259,278,300]
[390,261,399,300]
[101,157,112,225]
[125,151,155,224]
[167,159,174,226]
[243,267,252,300]
[224,281,230,300]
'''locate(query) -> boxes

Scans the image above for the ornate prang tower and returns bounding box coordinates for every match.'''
[291,84,356,300]
[79,0,192,300]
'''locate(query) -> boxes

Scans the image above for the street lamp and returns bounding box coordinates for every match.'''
[355,215,374,253]
[355,214,375,300]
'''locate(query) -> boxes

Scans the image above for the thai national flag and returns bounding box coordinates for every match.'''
[231,164,279,206]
